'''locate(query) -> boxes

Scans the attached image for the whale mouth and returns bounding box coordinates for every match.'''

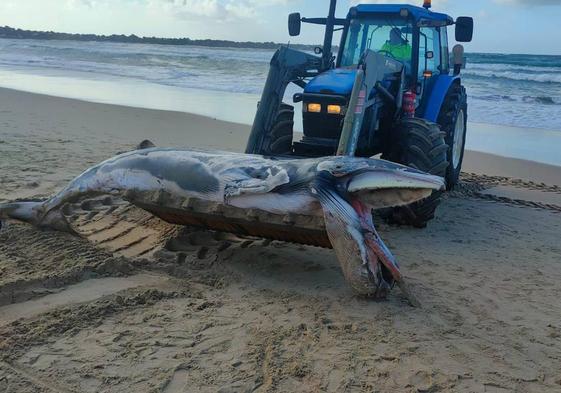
[315,167,445,297]
[349,169,444,291]
[346,168,445,209]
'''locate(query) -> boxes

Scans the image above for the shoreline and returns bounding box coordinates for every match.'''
[1,65,560,166]
[1,87,560,202]
[2,66,560,139]
[462,150,561,186]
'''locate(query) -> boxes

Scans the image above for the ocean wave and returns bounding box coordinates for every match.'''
[468,99,561,130]
[463,69,561,84]
[472,94,561,106]
[0,39,274,68]
[467,53,561,69]
[466,62,561,73]
[0,38,560,130]
[525,96,559,105]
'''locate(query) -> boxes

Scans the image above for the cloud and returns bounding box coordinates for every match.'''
[154,1,236,20]
[146,0,296,22]
[64,0,288,22]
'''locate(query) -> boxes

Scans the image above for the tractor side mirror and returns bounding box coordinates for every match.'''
[288,13,301,37]
[455,17,473,42]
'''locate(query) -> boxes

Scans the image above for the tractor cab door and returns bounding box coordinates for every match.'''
[417,26,442,100]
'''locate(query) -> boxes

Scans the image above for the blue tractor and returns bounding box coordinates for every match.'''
[246,0,473,227]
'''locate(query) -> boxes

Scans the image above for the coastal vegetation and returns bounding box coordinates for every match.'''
[0,26,316,50]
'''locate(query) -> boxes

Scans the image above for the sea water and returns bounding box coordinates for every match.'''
[0,38,559,164]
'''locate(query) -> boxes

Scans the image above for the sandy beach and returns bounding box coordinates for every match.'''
[1,87,561,392]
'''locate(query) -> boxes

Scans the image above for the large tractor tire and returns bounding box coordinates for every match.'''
[268,103,294,155]
[437,83,468,190]
[383,117,448,228]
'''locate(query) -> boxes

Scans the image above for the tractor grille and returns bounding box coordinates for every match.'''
[303,112,345,139]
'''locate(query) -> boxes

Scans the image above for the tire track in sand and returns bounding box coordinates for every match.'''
[451,173,561,213]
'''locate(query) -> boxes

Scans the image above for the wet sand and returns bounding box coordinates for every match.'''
[1,88,561,392]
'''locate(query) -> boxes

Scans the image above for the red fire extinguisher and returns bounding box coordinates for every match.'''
[403,91,416,118]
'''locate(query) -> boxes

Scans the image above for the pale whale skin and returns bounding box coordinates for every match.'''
[0,147,445,297]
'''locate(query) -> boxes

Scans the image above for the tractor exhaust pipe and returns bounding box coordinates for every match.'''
[322,0,337,70]
[453,44,465,75]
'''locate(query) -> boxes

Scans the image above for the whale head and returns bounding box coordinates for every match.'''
[316,156,445,209]
[312,156,445,297]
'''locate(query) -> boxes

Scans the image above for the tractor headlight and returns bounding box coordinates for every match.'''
[307,103,322,113]
[327,105,342,115]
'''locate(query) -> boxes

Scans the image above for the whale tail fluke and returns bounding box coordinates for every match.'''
[0,200,75,233]
[0,201,43,223]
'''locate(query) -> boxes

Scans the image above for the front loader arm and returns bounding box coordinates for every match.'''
[337,50,405,157]
[245,46,322,155]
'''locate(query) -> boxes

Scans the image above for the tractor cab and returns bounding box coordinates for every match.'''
[245,0,473,227]
[337,5,452,97]
[296,4,467,157]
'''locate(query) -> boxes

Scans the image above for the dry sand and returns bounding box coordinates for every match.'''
[1,87,561,392]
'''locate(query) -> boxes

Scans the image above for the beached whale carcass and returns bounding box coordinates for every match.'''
[0,147,444,298]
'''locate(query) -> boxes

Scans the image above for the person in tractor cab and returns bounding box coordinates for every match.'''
[381,27,412,61]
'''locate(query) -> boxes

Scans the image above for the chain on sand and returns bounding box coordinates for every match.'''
[448,172,561,213]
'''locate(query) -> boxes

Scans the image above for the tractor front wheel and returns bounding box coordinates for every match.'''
[383,117,448,228]
[267,103,294,155]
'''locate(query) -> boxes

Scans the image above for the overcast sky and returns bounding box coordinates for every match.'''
[0,0,560,55]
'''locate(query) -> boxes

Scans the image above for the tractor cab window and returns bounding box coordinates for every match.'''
[418,27,441,78]
[440,27,450,73]
[340,17,413,71]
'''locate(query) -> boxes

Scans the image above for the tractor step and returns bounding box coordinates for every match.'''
[293,136,338,157]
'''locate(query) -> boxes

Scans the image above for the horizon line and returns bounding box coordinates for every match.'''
[1,25,560,57]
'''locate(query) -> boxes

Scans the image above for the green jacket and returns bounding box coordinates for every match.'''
[381,42,412,61]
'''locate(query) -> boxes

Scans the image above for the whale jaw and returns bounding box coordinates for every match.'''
[346,168,445,209]
[313,166,445,297]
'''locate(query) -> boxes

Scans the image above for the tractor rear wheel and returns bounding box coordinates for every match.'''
[437,83,468,190]
[268,103,294,155]
[383,117,448,228]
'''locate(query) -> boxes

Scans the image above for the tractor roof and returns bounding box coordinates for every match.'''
[351,4,454,25]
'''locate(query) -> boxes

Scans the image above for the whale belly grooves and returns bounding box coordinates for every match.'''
[130,193,332,249]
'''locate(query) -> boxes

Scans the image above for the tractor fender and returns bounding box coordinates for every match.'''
[422,75,461,122]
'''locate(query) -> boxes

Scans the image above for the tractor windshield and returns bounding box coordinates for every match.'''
[340,17,413,71]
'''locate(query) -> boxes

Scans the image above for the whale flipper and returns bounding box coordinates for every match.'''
[136,140,156,150]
